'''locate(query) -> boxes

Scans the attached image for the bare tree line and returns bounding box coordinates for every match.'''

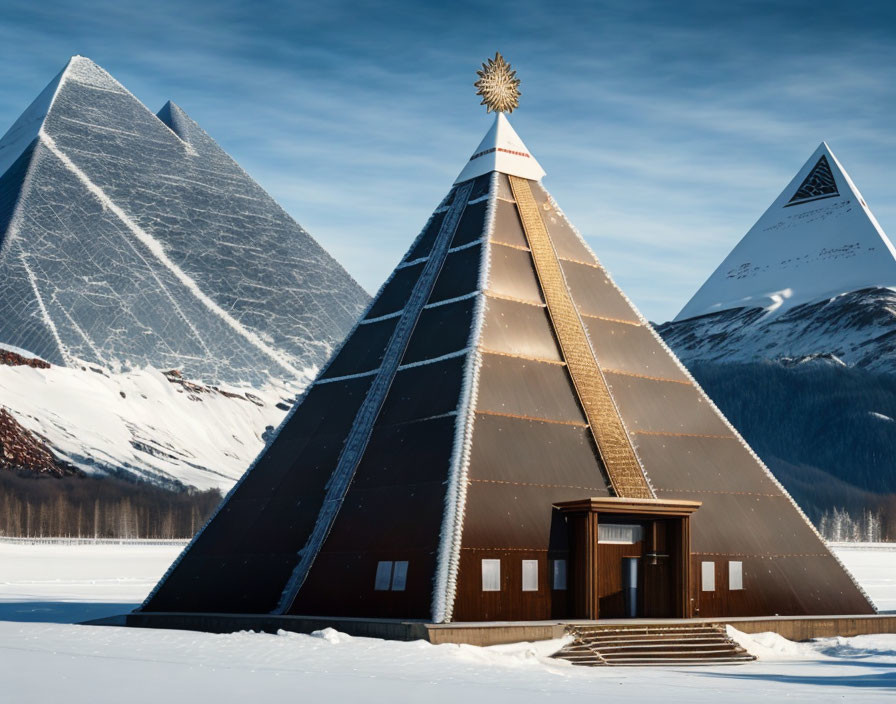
[819,508,886,542]
[0,471,221,539]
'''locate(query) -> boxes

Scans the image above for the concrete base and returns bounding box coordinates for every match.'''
[98,611,896,647]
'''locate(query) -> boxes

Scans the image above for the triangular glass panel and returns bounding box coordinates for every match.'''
[785,154,839,206]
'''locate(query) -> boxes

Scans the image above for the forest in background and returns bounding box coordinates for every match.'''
[0,471,222,539]
[689,359,896,540]
[4,357,896,541]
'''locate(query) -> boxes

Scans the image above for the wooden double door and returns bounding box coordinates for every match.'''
[563,510,694,619]
[595,519,677,619]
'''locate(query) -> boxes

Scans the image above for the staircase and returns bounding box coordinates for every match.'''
[554,624,756,666]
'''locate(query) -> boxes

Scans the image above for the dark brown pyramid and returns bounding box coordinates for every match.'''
[142,114,874,623]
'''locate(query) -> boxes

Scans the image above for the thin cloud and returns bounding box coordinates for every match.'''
[0,0,894,322]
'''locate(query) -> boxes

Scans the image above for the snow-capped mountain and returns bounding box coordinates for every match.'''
[658,286,896,373]
[664,143,896,371]
[0,347,290,491]
[0,56,368,387]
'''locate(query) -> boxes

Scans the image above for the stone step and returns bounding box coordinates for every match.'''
[606,656,756,666]
[595,642,745,652]
[574,627,722,636]
[555,624,755,667]
[575,632,724,641]
[601,647,746,658]
[579,635,731,644]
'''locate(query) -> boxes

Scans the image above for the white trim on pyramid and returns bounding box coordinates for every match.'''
[454,113,546,184]
[397,237,484,269]
[433,172,498,623]
[676,143,896,321]
[139,167,458,614]
[275,180,476,614]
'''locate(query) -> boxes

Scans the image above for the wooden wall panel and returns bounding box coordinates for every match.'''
[558,259,640,323]
[480,296,562,361]
[604,373,732,436]
[530,183,594,263]
[476,354,587,424]
[453,549,569,622]
[582,317,689,382]
[490,199,528,248]
[487,244,544,304]
[468,414,610,489]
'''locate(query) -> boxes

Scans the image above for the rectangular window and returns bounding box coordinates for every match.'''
[391,561,408,591]
[701,561,715,592]
[552,559,567,591]
[598,523,644,544]
[482,559,501,592]
[375,561,393,591]
[522,560,538,592]
[729,561,743,591]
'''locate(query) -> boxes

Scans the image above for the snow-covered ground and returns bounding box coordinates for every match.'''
[0,363,293,490]
[832,543,896,613]
[0,539,184,623]
[0,540,894,701]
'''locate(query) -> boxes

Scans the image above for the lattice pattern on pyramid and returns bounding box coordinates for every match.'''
[0,57,368,384]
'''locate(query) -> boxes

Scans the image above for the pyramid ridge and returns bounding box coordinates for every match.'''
[0,65,68,178]
[61,55,127,92]
[0,56,139,179]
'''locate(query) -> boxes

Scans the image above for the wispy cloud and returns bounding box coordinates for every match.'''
[0,0,894,322]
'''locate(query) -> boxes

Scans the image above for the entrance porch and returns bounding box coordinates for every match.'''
[554,497,702,620]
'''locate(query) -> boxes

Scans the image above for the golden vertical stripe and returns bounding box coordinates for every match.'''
[507,175,652,499]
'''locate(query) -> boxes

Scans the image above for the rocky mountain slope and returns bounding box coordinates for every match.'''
[658,286,896,373]
[0,348,290,491]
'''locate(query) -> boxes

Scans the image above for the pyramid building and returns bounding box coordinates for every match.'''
[676,143,896,321]
[142,70,873,622]
[0,56,367,385]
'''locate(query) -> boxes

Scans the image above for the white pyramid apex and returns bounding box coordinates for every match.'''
[454,112,545,184]
[675,143,896,321]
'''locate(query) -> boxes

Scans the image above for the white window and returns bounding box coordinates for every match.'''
[552,559,567,591]
[522,560,538,592]
[701,561,715,592]
[729,561,743,591]
[598,523,644,544]
[482,559,501,591]
[375,561,393,591]
[391,561,408,591]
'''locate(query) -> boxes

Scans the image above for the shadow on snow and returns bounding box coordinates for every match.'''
[0,601,135,624]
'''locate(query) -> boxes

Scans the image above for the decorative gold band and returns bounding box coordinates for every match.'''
[507,175,652,499]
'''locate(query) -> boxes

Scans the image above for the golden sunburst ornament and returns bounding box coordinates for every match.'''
[474,52,521,114]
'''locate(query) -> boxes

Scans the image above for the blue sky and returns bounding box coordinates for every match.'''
[1,0,894,322]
